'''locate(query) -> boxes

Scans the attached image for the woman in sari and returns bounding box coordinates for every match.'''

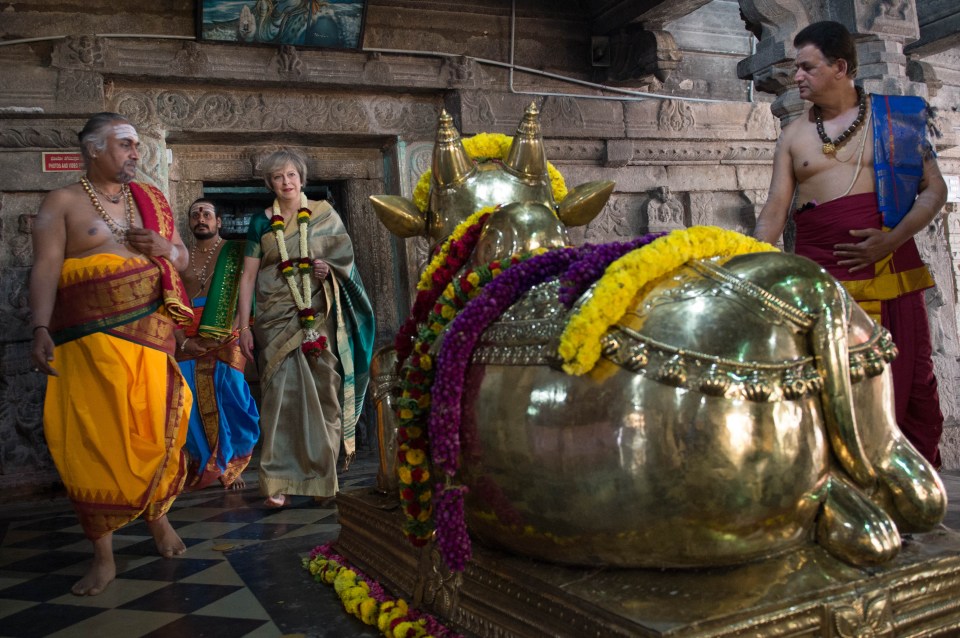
[237,148,375,508]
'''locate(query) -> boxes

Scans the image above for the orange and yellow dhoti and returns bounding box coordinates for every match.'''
[45,254,193,539]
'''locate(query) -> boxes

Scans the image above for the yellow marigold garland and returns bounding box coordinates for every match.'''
[558,226,778,376]
[412,132,568,213]
[304,546,461,638]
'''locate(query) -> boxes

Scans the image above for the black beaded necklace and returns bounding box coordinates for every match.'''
[814,86,866,155]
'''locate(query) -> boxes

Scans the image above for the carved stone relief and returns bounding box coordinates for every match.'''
[690,190,762,237]
[539,97,585,130]
[439,55,479,89]
[172,41,209,77]
[657,99,695,132]
[0,126,77,149]
[645,186,686,233]
[363,52,393,84]
[404,142,434,198]
[458,91,498,130]
[0,267,31,340]
[51,35,105,69]
[850,0,918,38]
[396,141,435,302]
[583,194,638,243]
[109,88,438,139]
[274,45,305,79]
[134,130,167,191]
[0,195,43,273]
[0,358,53,480]
[55,70,104,107]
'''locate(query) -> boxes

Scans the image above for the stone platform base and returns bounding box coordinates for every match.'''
[334,488,960,637]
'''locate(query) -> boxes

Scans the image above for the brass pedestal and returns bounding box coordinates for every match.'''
[334,488,960,638]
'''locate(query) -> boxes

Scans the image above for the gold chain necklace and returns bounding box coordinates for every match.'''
[190,236,223,294]
[81,178,134,243]
[89,180,122,204]
[814,86,866,155]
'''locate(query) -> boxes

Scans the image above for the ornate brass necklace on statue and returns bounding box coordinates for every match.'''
[814,86,867,155]
[190,236,223,292]
[81,178,135,243]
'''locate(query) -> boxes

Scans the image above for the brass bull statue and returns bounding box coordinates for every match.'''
[369,104,946,571]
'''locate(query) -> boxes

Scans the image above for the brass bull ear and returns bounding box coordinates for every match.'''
[557,180,616,227]
[368,195,426,238]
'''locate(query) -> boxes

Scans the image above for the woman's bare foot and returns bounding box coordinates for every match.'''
[146,515,186,558]
[264,494,287,508]
[225,476,246,490]
[72,533,116,596]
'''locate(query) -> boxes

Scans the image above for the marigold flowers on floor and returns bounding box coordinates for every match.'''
[304,543,462,638]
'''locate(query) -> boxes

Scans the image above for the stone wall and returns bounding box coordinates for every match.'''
[1,0,959,497]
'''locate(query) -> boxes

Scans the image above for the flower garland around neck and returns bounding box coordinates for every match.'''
[304,543,462,638]
[396,251,540,550]
[272,193,327,358]
[558,226,778,376]
[411,133,568,214]
[394,207,496,372]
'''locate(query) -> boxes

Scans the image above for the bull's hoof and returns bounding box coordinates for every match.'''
[875,440,947,532]
[817,476,900,566]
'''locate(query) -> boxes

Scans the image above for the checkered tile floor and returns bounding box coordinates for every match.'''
[0,450,382,638]
[2,451,959,638]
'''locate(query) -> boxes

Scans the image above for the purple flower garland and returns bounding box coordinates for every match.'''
[427,233,664,572]
[429,248,580,571]
[557,232,666,307]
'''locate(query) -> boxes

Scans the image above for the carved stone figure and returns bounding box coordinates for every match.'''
[645,185,684,232]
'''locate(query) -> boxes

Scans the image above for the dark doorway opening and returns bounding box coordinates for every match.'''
[202,182,340,240]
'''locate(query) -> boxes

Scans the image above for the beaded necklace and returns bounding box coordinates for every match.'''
[190,236,223,295]
[80,178,135,243]
[814,87,866,155]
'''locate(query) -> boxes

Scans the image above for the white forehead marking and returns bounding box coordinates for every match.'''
[113,124,139,142]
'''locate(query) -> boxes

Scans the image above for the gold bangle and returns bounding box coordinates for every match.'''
[239,325,251,333]
[180,337,190,352]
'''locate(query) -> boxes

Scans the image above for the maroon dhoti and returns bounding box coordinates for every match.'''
[794,192,943,468]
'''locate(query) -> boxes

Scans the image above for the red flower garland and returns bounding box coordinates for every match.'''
[393,213,491,372]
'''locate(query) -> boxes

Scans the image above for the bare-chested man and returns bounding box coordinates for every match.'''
[175,198,260,491]
[754,21,948,468]
[29,112,195,595]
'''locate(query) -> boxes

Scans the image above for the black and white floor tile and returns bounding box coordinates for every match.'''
[0,450,382,638]
[3,450,959,638]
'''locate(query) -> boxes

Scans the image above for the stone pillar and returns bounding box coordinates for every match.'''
[736,0,816,123]
[342,177,404,350]
[343,176,405,453]
[829,0,927,97]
